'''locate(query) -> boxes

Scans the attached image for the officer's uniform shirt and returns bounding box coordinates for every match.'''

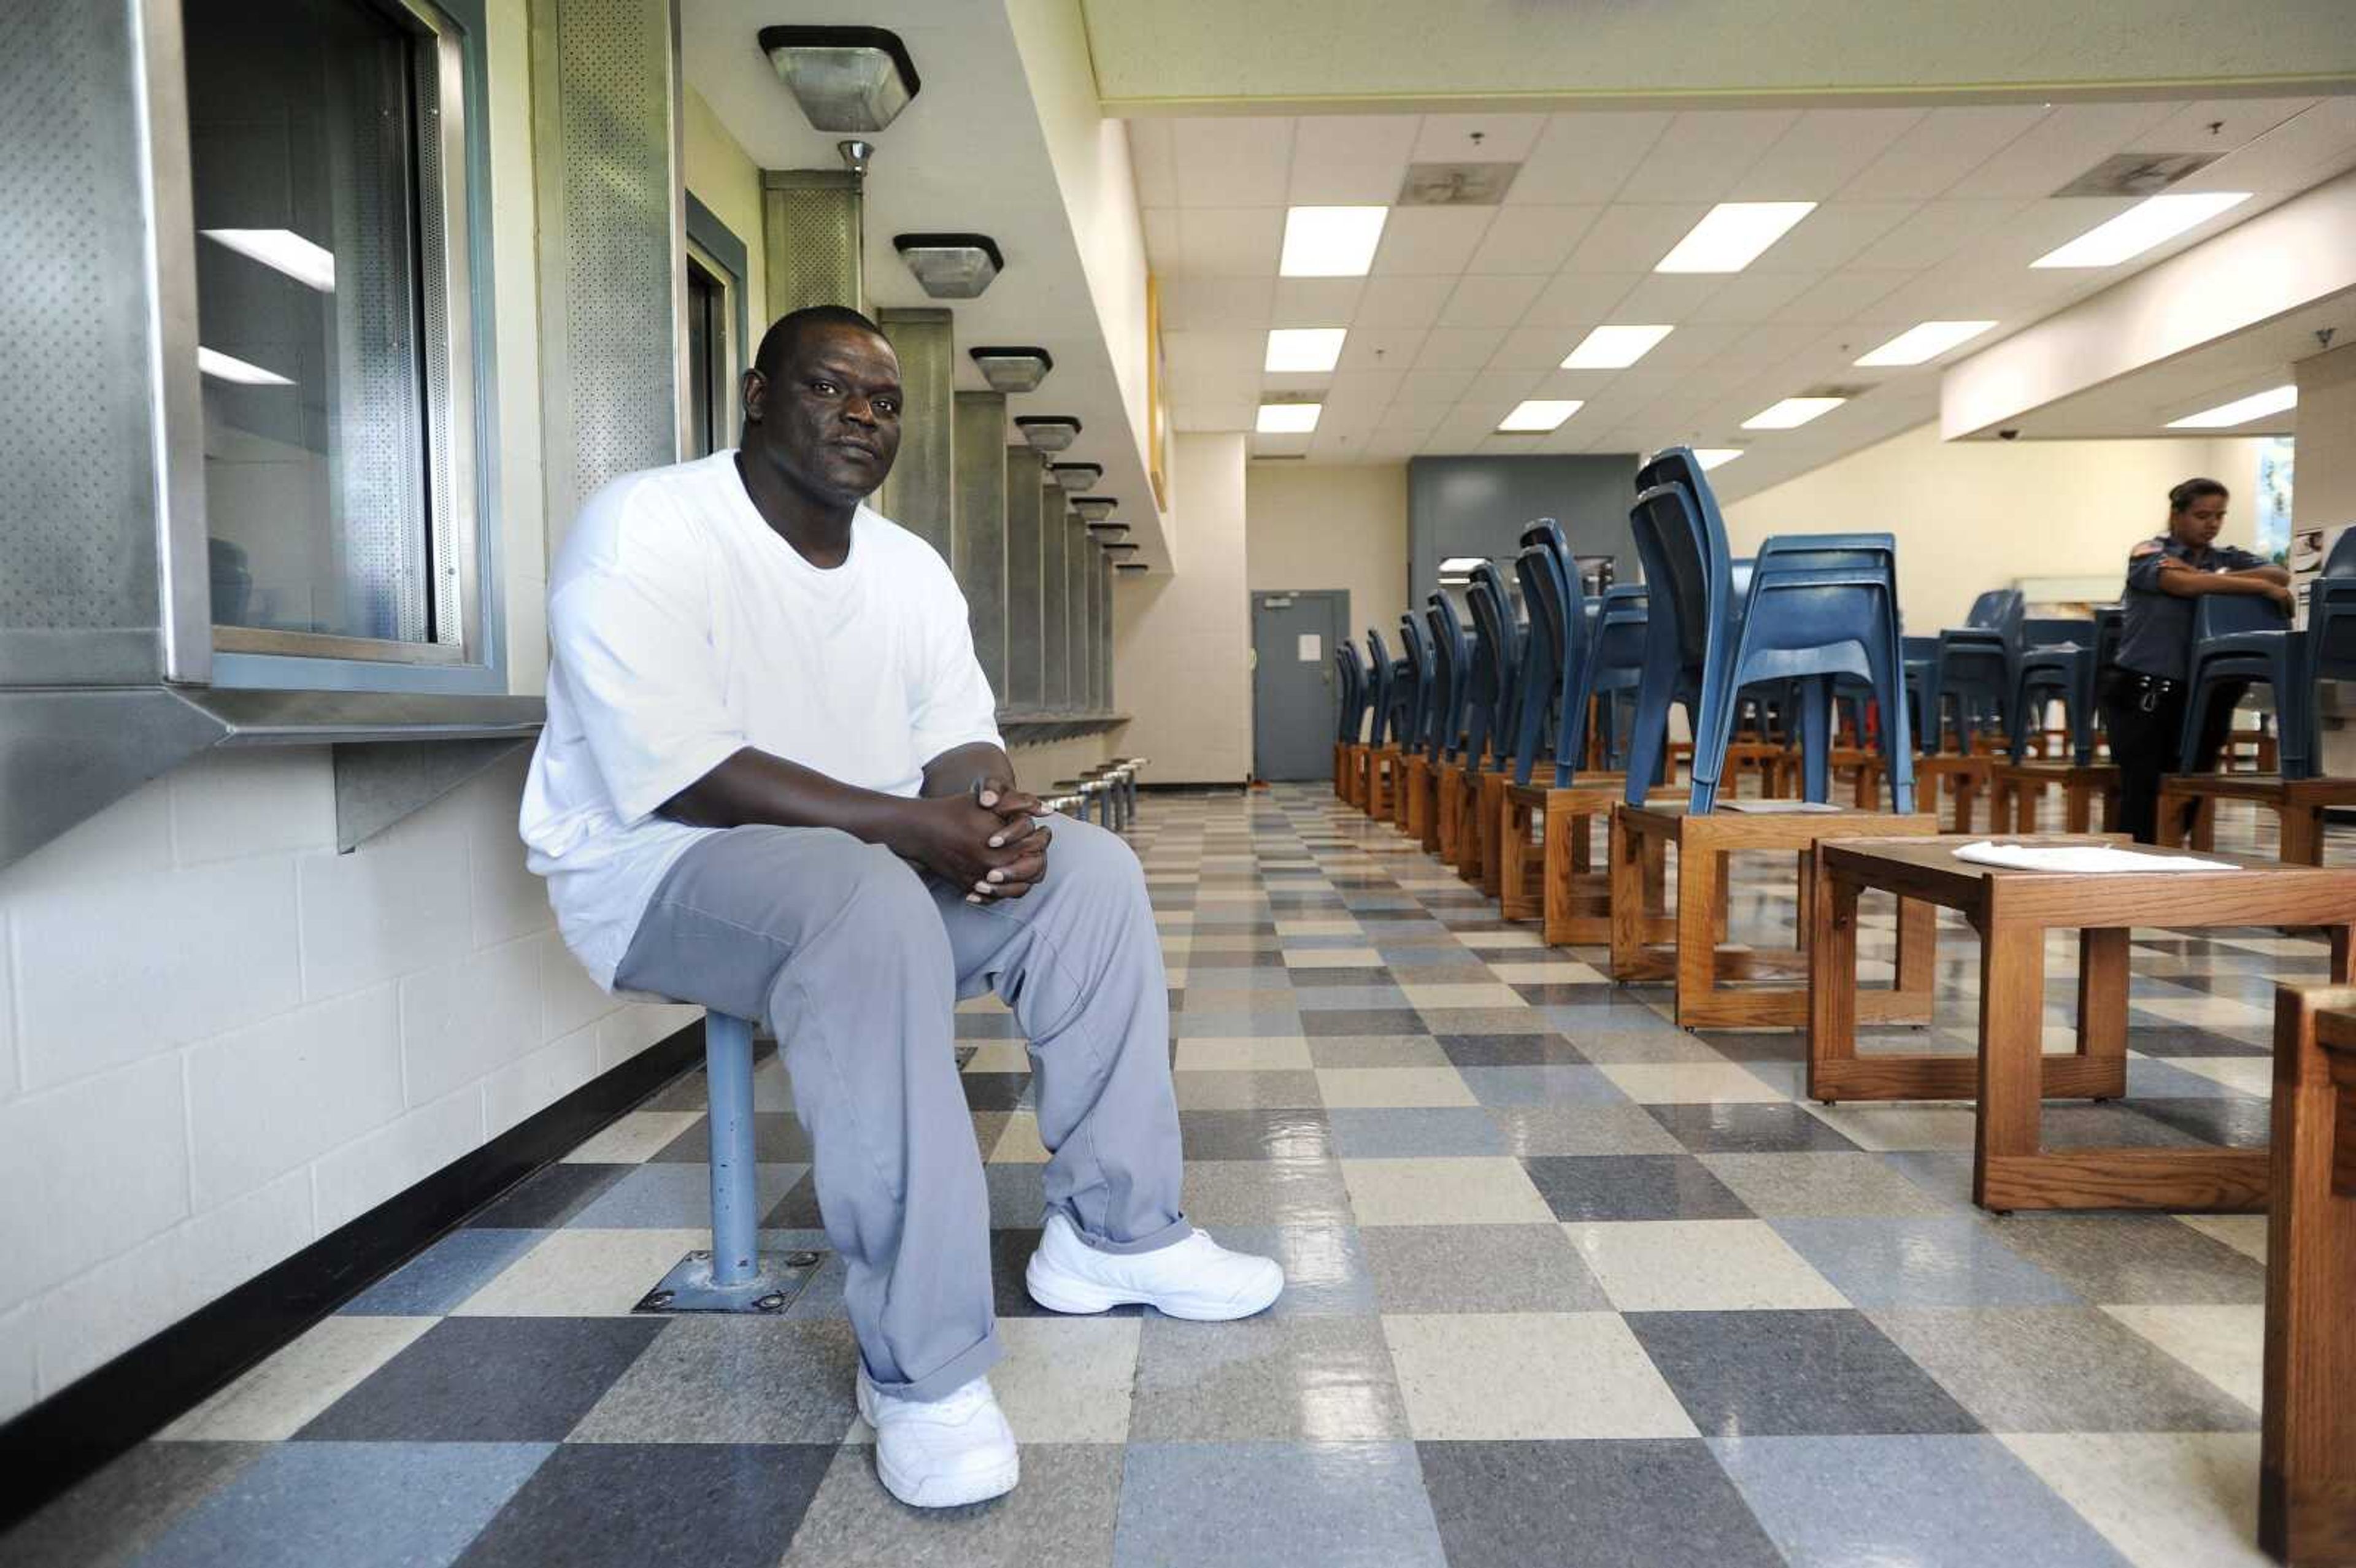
[2112,536,2268,680]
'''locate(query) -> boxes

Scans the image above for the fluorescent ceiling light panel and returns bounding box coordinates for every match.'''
[197,346,292,385]
[1256,402,1322,433]
[1655,202,1815,274]
[1854,320,1998,367]
[2165,384,2296,429]
[1742,396,1844,429]
[1693,448,1744,469]
[1279,206,1388,277]
[1561,324,1674,369]
[1265,328,1347,373]
[1439,556,1488,574]
[2031,191,2251,268]
[1498,399,1582,432]
[202,228,334,291]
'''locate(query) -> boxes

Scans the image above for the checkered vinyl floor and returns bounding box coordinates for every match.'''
[10,783,2346,1568]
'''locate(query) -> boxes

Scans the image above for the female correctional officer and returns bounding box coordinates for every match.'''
[2098,477,2295,842]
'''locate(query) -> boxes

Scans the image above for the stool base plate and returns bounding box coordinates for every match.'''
[635,1248,825,1315]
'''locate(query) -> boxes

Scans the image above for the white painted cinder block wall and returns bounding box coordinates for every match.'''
[1113,433,1253,784]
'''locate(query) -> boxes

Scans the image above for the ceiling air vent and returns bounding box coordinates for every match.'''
[1252,452,1311,462]
[1399,162,1520,207]
[2051,152,2221,199]
[1804,383,1871,401]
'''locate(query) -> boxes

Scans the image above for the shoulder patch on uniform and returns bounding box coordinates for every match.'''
[2130,540,2163,559]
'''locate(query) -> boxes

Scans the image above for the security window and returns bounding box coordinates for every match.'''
[187,0,475,664]
[685,252,728,458]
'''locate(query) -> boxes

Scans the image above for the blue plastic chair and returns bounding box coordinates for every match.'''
[1398,612,1435,758]
[1511,522,1596,788]
[1465,563,1523,779]
[2008,609,2122,766]
[1933,588,2024,754]
[1620,477,1721,807]
[1588,586,1650,772]
[2178,593,2312,778]
[1365,627,1397,748]
[1903,636,1942,753]
[1427,591,1473,765]
[2308,530,2356,740]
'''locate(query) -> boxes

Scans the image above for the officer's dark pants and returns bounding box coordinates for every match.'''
[2098,668,2246,843]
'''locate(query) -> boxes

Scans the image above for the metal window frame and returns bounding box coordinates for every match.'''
[684,191,749,455]
[179,0,509,695]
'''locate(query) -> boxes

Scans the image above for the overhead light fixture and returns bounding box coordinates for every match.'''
[2031,191,2251,268]
[1265,327,1348,373]
[1693,448,1745,469]
[1115,562,1150,573]
[197,346,292,386]
[1257,402,1322,434]
[2166,384,2297,429]
[201,228,334,291]
[893,233,1003,298]
[1656,201,1815,274]
[1074,496,1118,521]
[1498,399,1582,432]
[1438,555,1488,585]
[968,345,1052,393]
[1014,415,1081,452]
[1279,206,1388,277]
[1103,542,1140,554]
[1854,320,1999,367]
[1049,462,1103,492]
[1561,324,1673,370]
[1742,396,1844,429]
[757,25,920,134]
[1084,518,1128,535]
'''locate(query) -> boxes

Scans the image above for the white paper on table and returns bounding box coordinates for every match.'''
[1952,840,2238,874]
[1720,799,1842,813]
[1297,633,1322,662]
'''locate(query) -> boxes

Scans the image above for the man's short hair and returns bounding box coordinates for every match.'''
[753,304,887,379]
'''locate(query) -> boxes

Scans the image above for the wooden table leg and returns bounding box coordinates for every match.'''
[1675,832,1720,1023]
[1895,891,1938,1010]
[1974,916,2048,1211]
[2282,800,2325,867]
[2075,926,2130,1101]
[1609,809,1644,979]
[1479,775,1506,899]
[2192,794,2218,853]
[2065,780,2093,834]
[1807,864,1861,1102]
[1955,769,1979,834]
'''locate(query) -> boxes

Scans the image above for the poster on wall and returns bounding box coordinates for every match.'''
[2255,436,2295,562]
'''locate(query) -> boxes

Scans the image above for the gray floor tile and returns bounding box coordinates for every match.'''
[341,1229,545,1316]
[1646,1103,1865,1154]
[1987,1214,2268,1304]
[1521,1154,1755,1221]
[1,1440,266,1568]
[1129,1315,1408,1440]
[1698,1153,1963,1218]
[1869,1305,2259,1432]
[1176,1108,1334,1161]
[1200,1224,1378,1316]
[1626,1310,1982,1436]
[1771,1217,2082,1307]
[1358,1223,1609,1314]
[1112,1442,1447,1568]
[569,1318,861,1442]
[1325,1106,1509,1157]
[456,1442,833,1568]
[1171,1069,1325,1109]
[1485,1104,1688,1157]
[1455,1064,1630,1106]
[781,1443,1123,1567]
[1416,1439,1784,1568]
[1179,1158,1355,1226]
[568,1161,809,1229]
[296,1316,663,1442]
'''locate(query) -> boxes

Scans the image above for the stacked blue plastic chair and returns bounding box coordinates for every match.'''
[1426,591,1473,767]
[1398,613,1434,763]
[2177,593,2313,778]
[1902,635,1942,751]
[1512,520,1596,790]
[2008,609,2122,767]
[2309,529,2356,744]
[1588,586,1650,771]
[1364,627,1397,749]
[1463,563,1522,780]
[1620,477,1720,807]
[1333,640,1366,744]
[1933,588,2024,754]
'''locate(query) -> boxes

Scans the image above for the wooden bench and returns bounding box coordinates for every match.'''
[1807,836,2356,1212]
[1988,759,2120,834]
[2160,773,2356,867]
[1402,751,1440,851]
[2265,986,2356,1565]
[1914,753,1993,833]
[1498,777,1673,946]
[1335,741,1366,806]
[1364,744,1401,820]
[1609,802,1940,1029]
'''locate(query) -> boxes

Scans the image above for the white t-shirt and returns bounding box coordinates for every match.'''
[518,450,1003,990]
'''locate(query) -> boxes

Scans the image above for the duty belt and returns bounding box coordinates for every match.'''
[2114,669,2182,713]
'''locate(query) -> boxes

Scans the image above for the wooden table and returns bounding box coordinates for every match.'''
[2160,772,2356,867]
[1609,802,1941,1028]
[1808,836,2356,1212]
[1435,758,1469,861]
[2263,986,2356,1565]
[1365,744,1401,820]
[1914,754,1993,833]
[1336,742,1367,807]
[1498,777,1674,945]
[1988,759,2120,834]
[1402,752,1437,848]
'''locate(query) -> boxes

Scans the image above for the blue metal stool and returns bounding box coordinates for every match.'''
[638,1013,822,1314]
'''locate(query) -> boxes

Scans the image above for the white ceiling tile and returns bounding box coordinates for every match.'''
[1607,272,1727,324]
[1161,326,1263,377]
[1171,117,1295,207]
[1846,200,2029,271]
[1635,321,1749,367]
[1378,403,1446,433]
[1410,113,1549,164]
[1399,369,1475,402]
[1177,207,1285,276]
[1323,368,1404,415]
[1141,207,1181,272]
[1172,401,1254,432]
[1491,323,1579,371]
[1158,278,1275,331]
[1251,432,1314,457]
[2139,98,2321,155]
[1354,274,1458,328]
[1624,110,1802,200]
[1688,269,1823,324]
[1465,206,1603,274]
[1337,325,1428,371]
[1942,101,2178,199]
[2195,97,2356,194]
[1288,114,1422,204]
[1839,105,2048,200]
[1466,367,1547,405]
[1522,271,1642,327]
[1371,206,1499,275]
[1712,321,1834,374]
[1414,327,1508,370]
[1774,269,1915,325]
[1438,273,1547,328]
[1508,112,1673,205]
[1271,277,1366,326]
[1174,369,1265,405]
[1260,371,1333,396]
[1126,120,1179,209]
[1728,109,1929,200]
[1956,194,2136,272]
[1563,204,1711,272]
[1755,201,1919,271]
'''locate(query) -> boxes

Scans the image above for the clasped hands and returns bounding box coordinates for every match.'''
[893,778,1052,902]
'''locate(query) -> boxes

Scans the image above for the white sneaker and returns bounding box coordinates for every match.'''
[855,1369,1019,1508]
[1025,1213,1285,1320]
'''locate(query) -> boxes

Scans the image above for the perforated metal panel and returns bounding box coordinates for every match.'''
[762,171,864,318]
[0,0,163,672]
[877,308,952,558]
[1041,488,1068,711]
[952,392,1007,696]
[535,0,680,532]
[1004,448,1044,709]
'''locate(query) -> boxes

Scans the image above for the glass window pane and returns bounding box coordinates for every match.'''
[687,257,717,458]
[187,0,441,646]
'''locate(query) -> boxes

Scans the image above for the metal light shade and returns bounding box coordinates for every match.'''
[893,233,1003,299]
[757,26,920,134]
[1049,463,1102,493]
[1114,562,1149,572]
[1014,415,1081,452]
[969,345,1052,393]
[1074,496,1117,521]
[1102,542,1140,554]
[1084,520,1129,537]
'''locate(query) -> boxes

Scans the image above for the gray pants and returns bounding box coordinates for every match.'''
[613,815,1185,1401]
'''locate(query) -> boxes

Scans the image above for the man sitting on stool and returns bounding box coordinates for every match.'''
[518,306,1282,1508]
